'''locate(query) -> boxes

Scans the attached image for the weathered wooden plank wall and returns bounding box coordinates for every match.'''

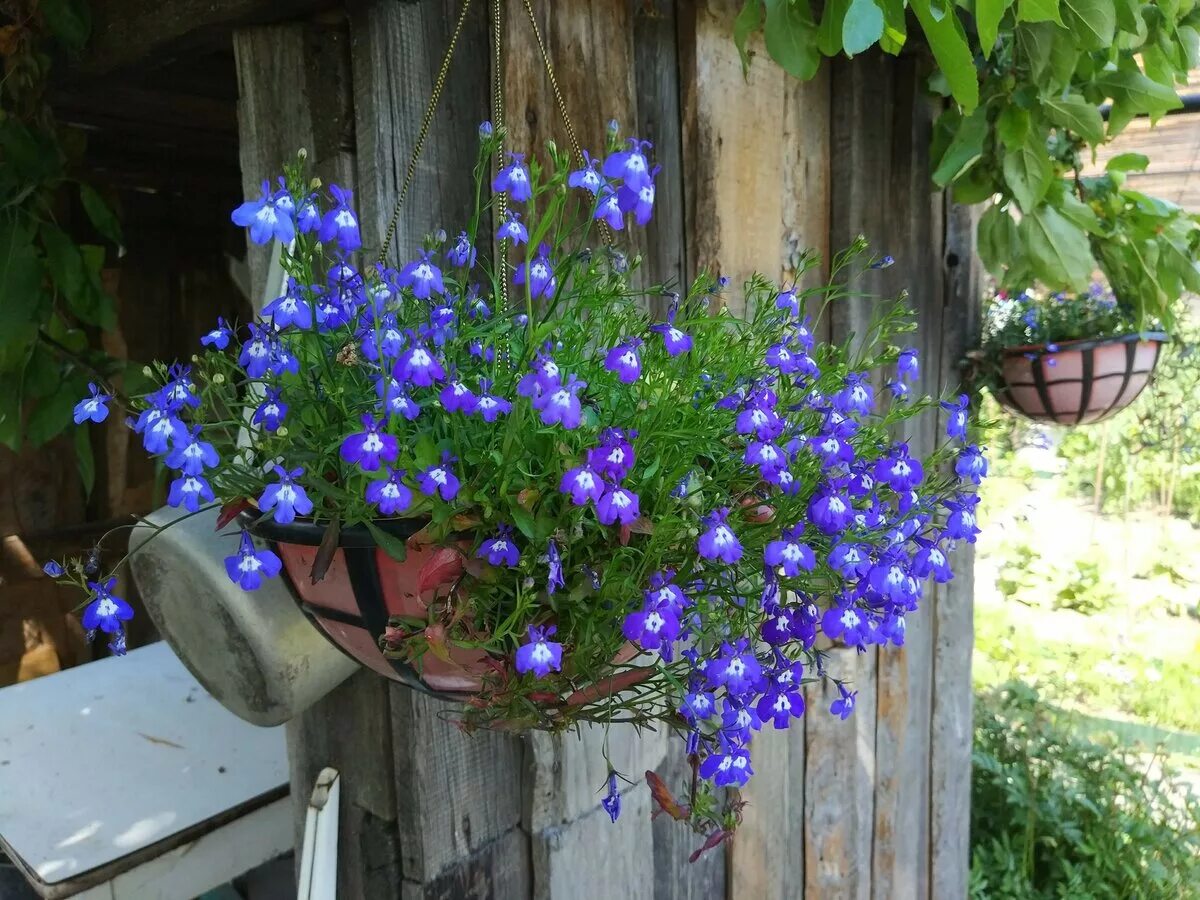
[230,1,979,897]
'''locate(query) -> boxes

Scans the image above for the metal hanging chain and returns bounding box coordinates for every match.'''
[518,0,614,247]
[377,0,475,265]
[491,0,509,310]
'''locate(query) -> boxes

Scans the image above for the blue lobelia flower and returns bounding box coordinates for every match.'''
[201,317,233,350]
[808,484,852,535]
[829,542,870,578]
[807,432,855,469]
[497,211,529,245]
[602,138,653,191]
[263,280,312,330]
[604,339,643,383]
[886,378,909,400]
[941,394,970,440]
[870,254,895,269]
[478,524,521,567]
[954,444,988,484]
[913,542,953,583]
[417,452,460,501]
[439,378,479,415]
[231,180,295,245]
[82,577,134,633]
[649,307,692,357]
[699,745,754,788]
[534,375,586,429]
[721,699,763,743]
[248,388,287,433]
[745,440,787,475]
[43,560,64,577]
[708,641,763,696]
[679,690,716,725]
[492,153,532,202]
[595,188,625,230]
[897,347,920,381]
[834,373,874,416]
[399,251,446,300]
[736,403,784,441]
[318,185,362,252]
[259,466,314,524]
[596,486,640,525]
[601,772,621,823]
[622,601,680,651]
[757,682,805,730]
[239,322,273,378]
[167,473,215,512]
[360,314,405,362]
[560,463,605,506]
[224,530,282,591]
[446,231,477,268]
[617,166,657,226]
[376,372,421,421]
[73,383,111,424]
[339,413,399,472]
[874,443,924,492]
[474,380,511,422]
[166,425,219,474]
[775,285,800,318]
[943,494,980,543]
[478,120,494,139]
[296,195,320,234]
[131,397,183,455]
[821,602,870,646]
[764,525,816,577]
[546,539,565,595]
[697,508,743,564]
[366,468,413,516]
[515,624,562,678]
[398,335,446,387]
[567,150,604,194]
[514,244,556,299]
[107,631,128,656]
[588,428,636,481]
[867,553,919,605]
[830,683,858,719]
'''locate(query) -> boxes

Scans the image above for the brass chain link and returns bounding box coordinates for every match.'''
[377,0,475,266]
[519,0,614,247]
[491,0,509,310]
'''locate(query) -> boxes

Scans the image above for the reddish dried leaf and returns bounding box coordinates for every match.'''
[565,665,655,707]
[310,517,341,585]
[216,498,252,531]
[449,512,482,531]
[516,488,540,510]
[422,624,455,664]
[743,504,776,524]
[645,770,690,821]
[628,516,655,534]
[688,828,731,863]
[618,523,632,546]
[417,547,464,594]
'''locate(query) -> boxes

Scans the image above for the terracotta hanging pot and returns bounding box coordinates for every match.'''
[994,332,1168,425]
[251,517,648,704]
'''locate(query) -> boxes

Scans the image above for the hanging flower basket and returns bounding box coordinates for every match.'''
[994,332,1168,425]
[50,120,987,846]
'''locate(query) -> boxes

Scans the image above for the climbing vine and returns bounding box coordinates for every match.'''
[737,0,1200,329]
[0,0,125,490]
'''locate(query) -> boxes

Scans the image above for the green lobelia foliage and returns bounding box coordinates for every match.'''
[737,0,1200,331]
[971,681,1200,898]
[0,0,127,492]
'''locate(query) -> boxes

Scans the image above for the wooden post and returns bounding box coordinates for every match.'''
[231,2,980,896]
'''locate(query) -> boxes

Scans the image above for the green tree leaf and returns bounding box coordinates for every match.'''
[997,105,1031,150]
[1017,0,1062,24]
[842,0,885,55]
[79,183,123,246]
[910,0,980,110]
[734,0,763,74]
[932,106,989,186]
[40,224,117,330]
[25,383,80,447]
[38,0,91,51]
[763,0,821,80]
[817,0,851,55]
[1021,205,1095,288]
[1057,190,1102,233]
[365,520,409,563]
[1042,93,1105,144]
[977,203,1020,277]
[0,217,45,337]
[977,0,1015,56]
[1003,131,1053,213]
[1105,152,1149,172]
[1096,68,1184,117]
[877,0,907,52]
[1060,0,1115,51]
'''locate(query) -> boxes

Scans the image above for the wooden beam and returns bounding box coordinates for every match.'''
[83,0,334,74]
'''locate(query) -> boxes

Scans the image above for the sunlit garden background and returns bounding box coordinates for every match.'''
[968,300,1200,895]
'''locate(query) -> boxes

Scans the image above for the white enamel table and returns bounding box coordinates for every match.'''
[0,642,291,899]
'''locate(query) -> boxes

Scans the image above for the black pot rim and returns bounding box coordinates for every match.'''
[1001,330,1169,358]
[247,513,431,548]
